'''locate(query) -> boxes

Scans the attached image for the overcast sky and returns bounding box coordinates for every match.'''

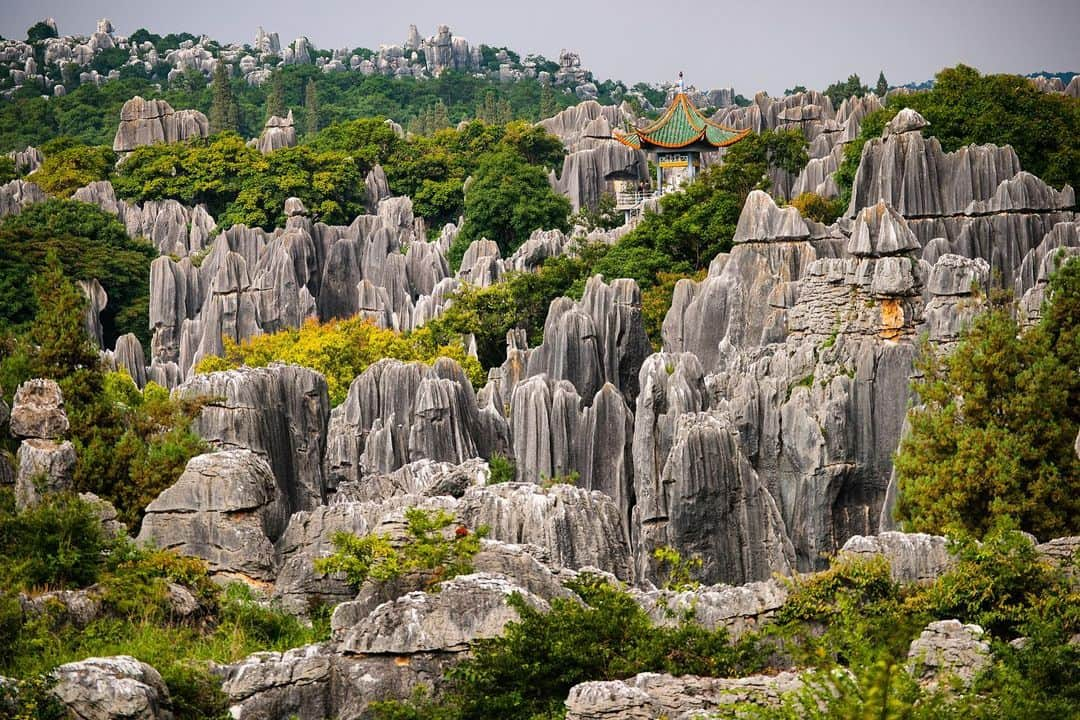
[2,0,1077,96]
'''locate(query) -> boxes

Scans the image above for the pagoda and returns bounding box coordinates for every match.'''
[615,73,750,194]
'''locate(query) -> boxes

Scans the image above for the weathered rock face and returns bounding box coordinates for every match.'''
[113,96,209,153]
[631,579,788,638]
[0,178,47,218]
[907,620,991,692]
[337,573,547,654]
[9,378,69,439]
[634,412,794,586]
[15,438,76,509]
[178,365,330,516]
[137,451,284,581]
[251,110,297,153]
[564,671,808,720]
[841,532,954,583]
[51,656,173,720]
[325,358,506,487]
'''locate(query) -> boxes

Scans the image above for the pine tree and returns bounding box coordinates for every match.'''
[496,98,514,125]
[875,71,888,96]
[29,253,101,398]
[265,70,286,120]
[304,78,321,136]
[431,100,450,132]
[539,83,558,120]
[209,61,238,133]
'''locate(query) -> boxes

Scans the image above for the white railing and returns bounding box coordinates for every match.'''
[614,190,663,209]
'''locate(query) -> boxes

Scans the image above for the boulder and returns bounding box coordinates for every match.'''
[51,656,173,720]
[337,573,548,654]
[137,450,284,580]
[113,96,209,153]
[907,619,991,692]
[9,379,68,439]
[840,532,954,583]
[565,671,807,719]
[15,438,76,509]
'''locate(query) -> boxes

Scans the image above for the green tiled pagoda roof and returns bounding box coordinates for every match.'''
[615,93,750,150]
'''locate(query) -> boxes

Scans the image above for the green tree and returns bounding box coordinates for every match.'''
[824,73,869,107]
[209,61,238,133]
[27,253,100,383]
[265,70,286,120]
[25,21,58,44]
[304,78,321,136]
[875,71,889,96]
[453,148,570,264]
[0,201,155,345]
[539,83,558,119]
[895,258,1080,538]
[27,142,115,197]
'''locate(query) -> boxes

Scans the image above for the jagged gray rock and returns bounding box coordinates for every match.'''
[15,438,76,509]
[113,333,148,388]
[841,532,954,583]
[0,178,46,218]
[734,190,811,243]
[113,96,209,153]
[337,573,547,654]
[51,656,173,720]
[635,411,794,586]
[907,619,991,691]
[632,578,788,638]
[178,364,330,516]
[137,450,284,581]
[252,110,297,153]
[565,671,807,720]
[79,278,108,348]
[9,379,69,440]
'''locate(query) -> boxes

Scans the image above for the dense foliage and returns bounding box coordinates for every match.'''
[194,315,484,404]
[894,257,1080,539]
[836,65,1080,204]
[0,65,580,153]
[0,200,155,345]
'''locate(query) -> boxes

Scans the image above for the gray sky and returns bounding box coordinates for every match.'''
[2,0,1077,96]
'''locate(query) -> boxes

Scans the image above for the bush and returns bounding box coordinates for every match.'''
[788,192,844,224]
[0,489,106,590]
[316,508,488,591]
[487,453,517,484]
[27,142,115,197]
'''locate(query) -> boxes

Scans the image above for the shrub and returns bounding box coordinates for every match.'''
[486,453,517,484]
[653,545,703,591]
[788,192,844,225]
[0,489,106,590]
[27,143,115,197]
[316,508,488,590]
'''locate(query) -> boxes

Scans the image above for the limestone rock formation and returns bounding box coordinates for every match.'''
[634,412,794,586]
[137,450,285,581]
[113,96,209,153]
[9,378,69,439]
[252,110,297,154]
[632,579,788,638]
[51,656,173,720]
[15,438,76,509]
[0,178,46,218]
[336,573,547,654]
[907,620,991,691]
[565,671,807,720]
[178,365,330,516]
[840,532,954,583]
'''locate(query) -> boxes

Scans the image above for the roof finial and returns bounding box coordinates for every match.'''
[678,71,685,94]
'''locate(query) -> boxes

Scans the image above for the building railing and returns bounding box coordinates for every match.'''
[614,190,663,210]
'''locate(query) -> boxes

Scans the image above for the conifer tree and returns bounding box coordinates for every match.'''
[209,61,238,133]
[29,253,99,380]
[539,83,558,119]
[431,100,450,131]
[304,79,321,136]
[265,70,286,119]
[875,71,888,96]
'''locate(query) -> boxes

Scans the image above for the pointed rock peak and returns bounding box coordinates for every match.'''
[733,190,810,244]
[884,108,929,136]
[847,200,921,257]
